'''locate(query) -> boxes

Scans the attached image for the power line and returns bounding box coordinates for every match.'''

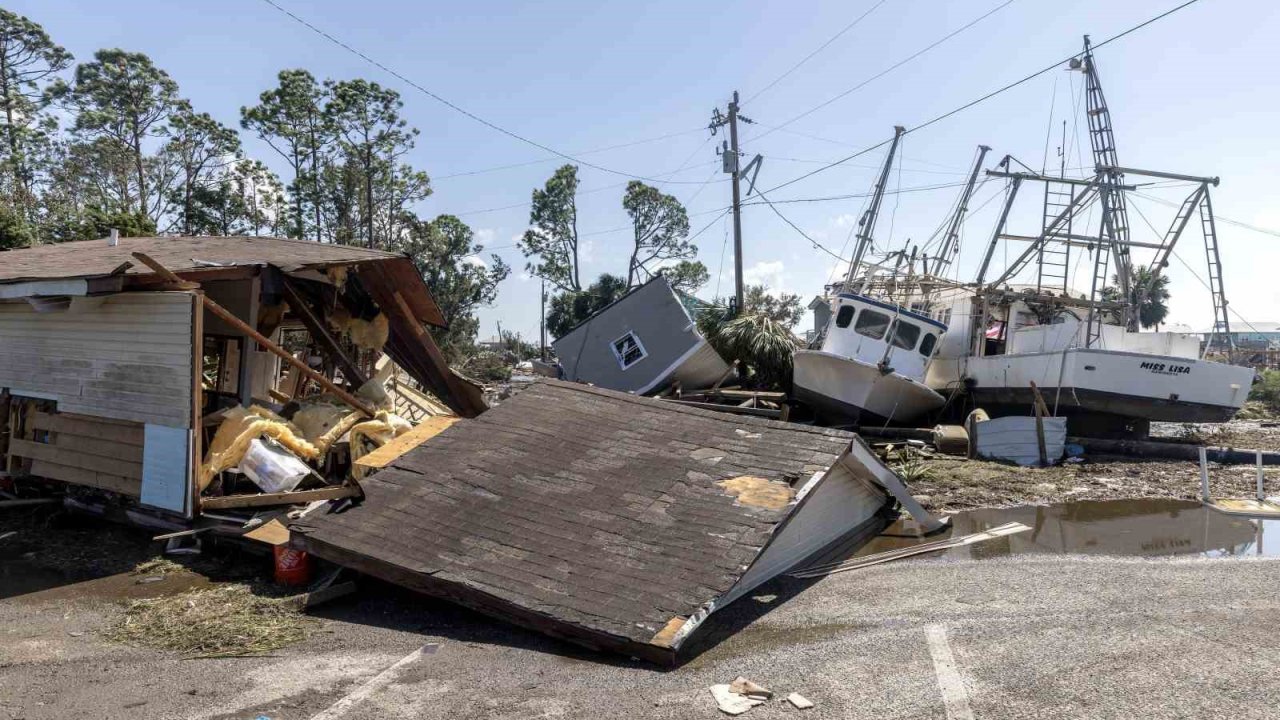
[744,0,890,103]
[754,190,848,261]
[759,0,1203,196]
[258,0,702,185]
[747,0,1015,144]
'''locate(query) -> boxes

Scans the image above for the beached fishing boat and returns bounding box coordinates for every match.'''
[793,127,958,425]
[922,37,1255,435]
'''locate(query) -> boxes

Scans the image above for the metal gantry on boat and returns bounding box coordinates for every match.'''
[924,36,1254,435]
[796,36,1255,435]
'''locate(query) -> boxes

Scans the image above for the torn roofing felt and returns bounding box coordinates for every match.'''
[291,379,897,663]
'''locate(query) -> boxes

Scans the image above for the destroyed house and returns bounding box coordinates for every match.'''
[552,275,730,394]
[292,379,923,663]
[0,234,481,521]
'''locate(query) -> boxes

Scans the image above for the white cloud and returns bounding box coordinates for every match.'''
[463,255,488,269]
[833,213,859,228]
[743,260,786,293]
[475,228,497,244]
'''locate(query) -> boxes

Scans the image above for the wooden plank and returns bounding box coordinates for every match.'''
[354,416,463,471]
[29,459,140,496]
[51,433,144,463]
[243,518,291,545]
[659,399,782,418]
[11,439,143,480]
[200,485,360,510]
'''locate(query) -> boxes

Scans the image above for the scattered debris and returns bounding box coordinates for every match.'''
[972,415,1067,466]
[786,693,815,710]
[790,523,1031,578]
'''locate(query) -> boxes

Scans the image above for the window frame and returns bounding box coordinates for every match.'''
[853,309,891,340]
[889,320,922,351]
[918,332,938,357]
[610,331,648,370]
[835,305,855,328]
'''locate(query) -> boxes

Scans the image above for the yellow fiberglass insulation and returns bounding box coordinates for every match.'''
[349,411,412,479]
[347,313,389,352]
[198,406,320,491]
[291,401,352,445]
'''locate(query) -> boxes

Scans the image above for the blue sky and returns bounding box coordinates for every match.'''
[15,0,1280,339]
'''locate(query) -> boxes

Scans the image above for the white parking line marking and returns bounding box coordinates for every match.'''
[925,624,975,720]
[309,643,438,720]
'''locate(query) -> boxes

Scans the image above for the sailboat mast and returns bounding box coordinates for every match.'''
[930,144,991,278]
[844,126,906,291]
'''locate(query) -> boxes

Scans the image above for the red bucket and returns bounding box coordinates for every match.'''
[273,545,312,587]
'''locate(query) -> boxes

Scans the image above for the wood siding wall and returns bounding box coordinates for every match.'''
[0,293,194,428]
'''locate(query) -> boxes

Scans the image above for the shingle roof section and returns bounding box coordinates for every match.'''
[0,235,399,283]
[292,380,856,660]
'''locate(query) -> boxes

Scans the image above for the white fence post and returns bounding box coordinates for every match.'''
[1199,446,1211,503]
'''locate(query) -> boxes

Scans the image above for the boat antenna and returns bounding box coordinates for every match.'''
[844,125,906,293]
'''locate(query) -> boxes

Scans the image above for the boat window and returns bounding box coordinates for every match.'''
[890,320,921,350]
[853,309,890,340]
[835,305,855,328]
[611,331,647,370]
[919,333,937,357]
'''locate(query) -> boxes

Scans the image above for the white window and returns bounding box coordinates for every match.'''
[611,331,648,369]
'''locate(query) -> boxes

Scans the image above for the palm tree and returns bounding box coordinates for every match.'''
[1101,267,1171,329]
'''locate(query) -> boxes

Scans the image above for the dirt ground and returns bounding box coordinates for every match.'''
[902,419,1280,513]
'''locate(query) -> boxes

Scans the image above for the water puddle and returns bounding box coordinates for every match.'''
[859,498,1279,561]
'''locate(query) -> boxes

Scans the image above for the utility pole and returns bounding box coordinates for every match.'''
[539,278,547,361]
[710,92,753,315]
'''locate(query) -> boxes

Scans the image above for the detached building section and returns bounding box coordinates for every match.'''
[0,235,482,520]
[293,380,938,663]
[553,276,730,394]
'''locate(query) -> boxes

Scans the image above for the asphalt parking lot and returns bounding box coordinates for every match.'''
[4,547,1280,720]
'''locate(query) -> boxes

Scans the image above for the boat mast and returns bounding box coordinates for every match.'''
[843,126,906,293]
[1075,35,1135,339]
[929,144,991,279]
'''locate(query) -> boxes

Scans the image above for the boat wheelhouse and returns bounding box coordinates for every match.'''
[794,292,947,424]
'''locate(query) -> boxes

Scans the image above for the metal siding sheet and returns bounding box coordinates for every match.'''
[140,424,191,515]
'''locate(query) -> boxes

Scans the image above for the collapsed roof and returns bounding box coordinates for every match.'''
[291,380,916,663]
[0,235,482,417]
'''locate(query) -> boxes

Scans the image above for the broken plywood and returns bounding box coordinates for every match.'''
[292,380,905,663]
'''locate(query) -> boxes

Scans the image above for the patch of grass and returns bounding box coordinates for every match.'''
[105,583,317,658]
[132,557,186,576]
[890,447,935,483]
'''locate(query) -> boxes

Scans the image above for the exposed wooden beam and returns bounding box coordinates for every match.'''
[280,277,368,388]
[132,253,377,418]
[199,484,360,510]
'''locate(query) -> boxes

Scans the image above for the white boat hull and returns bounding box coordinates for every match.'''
[953,348,1255,423]
[793,350,947,424]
